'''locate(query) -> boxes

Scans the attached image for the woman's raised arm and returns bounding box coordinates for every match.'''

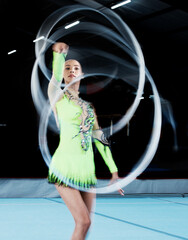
[48,42,69,105]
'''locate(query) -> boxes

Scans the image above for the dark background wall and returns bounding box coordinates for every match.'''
[0,0,187,179]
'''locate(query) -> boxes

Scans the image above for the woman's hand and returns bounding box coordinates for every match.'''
[52,42,69,54]
[109,172,124,196]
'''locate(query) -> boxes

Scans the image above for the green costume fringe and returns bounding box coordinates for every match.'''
[48,172,97,188]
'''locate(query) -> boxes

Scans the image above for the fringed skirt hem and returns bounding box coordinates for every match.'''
[48,172,97,189]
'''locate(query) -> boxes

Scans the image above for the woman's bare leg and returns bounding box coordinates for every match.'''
[55,184,91,240]
[80,191,96,214]
[80,191,96,238]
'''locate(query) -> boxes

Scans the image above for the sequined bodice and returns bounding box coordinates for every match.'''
[56,89,95,151]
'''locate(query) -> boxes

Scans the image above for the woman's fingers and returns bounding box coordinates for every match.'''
[52,42,69,53]
[119,188,124,196]
[109,179,125,196]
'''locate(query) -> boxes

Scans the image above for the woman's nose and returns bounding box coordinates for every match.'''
[70,69,74,73]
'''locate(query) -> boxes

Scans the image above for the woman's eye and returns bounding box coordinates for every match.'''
[65,67,70,70]
[75,67,79,70]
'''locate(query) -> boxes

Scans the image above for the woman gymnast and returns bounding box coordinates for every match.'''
[47,42,124,240]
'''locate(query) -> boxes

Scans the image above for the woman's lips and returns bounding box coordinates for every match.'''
[68,74,76,77]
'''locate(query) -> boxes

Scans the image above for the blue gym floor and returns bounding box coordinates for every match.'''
[0,196,188,240]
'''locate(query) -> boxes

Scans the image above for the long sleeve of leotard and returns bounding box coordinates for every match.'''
[52,51,67,82]
[93,129,118,173]
[92,111,118,173]
[48,51,67,105]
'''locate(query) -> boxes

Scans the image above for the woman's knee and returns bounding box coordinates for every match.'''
[75,216,91,230]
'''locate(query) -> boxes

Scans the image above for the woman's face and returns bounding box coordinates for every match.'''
[63,59,83,85]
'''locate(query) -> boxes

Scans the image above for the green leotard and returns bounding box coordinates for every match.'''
[48,52,118,188]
